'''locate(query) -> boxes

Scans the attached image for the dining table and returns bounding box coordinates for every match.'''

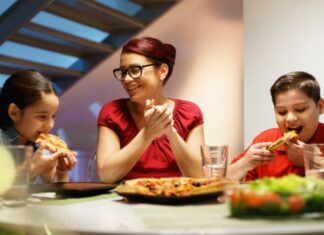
[1,187,324,235]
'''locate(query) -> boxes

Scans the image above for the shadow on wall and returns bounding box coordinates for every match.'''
[53,70,126,151]
[209,0,242,19]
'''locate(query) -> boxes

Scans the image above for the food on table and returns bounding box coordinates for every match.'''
[115,177,238,197]
[228,174,324,217]
[0,147,16,195]
[36,133,71,154]
[267,130,299,151]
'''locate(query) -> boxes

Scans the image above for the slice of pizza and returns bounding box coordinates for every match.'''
[191,178,238,195]
[35,133,71,154]
[267,130,299,151]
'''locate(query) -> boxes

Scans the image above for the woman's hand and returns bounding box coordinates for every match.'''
[240,142,275,171]
[285,140,305,167]
[143,99,173,141]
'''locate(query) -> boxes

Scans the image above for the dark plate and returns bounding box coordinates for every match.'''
[30,182,116,198]
[115,190,223,205]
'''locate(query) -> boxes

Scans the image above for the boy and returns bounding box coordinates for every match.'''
[227,71,324,181]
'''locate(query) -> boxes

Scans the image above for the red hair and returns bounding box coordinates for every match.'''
[122,37,176,84]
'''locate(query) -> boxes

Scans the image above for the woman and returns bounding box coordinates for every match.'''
[96,37,205,183]
[0,70,77,182]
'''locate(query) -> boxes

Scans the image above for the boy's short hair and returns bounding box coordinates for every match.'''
[270,71,321,105]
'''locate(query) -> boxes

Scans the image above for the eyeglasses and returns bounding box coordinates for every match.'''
[113,64,157,81]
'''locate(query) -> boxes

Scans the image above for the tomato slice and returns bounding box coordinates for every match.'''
[288,195,304,213]
[241,190,263,208]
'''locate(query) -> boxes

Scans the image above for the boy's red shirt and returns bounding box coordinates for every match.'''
[231,122,324,181]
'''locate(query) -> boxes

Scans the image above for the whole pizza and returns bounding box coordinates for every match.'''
[115,177,237,197]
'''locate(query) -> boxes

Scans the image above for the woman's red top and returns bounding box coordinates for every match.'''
[98,98,204,179]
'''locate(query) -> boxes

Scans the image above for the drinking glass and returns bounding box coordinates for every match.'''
[201,145,228,178]
[0,145,32,207]
[304,143,324,179]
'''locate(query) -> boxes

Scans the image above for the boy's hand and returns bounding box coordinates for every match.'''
[286,140,305,167]
[242,142,275,171]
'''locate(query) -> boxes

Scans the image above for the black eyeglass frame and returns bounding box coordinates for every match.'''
[113,63,159,81]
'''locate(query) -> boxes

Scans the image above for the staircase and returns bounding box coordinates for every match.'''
[0,0,179,93]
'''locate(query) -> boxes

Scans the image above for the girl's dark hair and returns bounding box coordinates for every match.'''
[270,71,321,105]
[0,70,58,130]
[122,37,176,84]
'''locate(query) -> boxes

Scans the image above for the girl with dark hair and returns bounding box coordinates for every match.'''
[0,70,77,182]
[227,71,324,181]
[96,37,205,183]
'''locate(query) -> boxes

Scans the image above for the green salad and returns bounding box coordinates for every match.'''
[228,175,324,217]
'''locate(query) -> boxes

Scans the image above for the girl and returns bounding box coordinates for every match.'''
[0,70,77,182]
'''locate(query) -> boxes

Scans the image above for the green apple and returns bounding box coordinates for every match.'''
[0,146,16,196]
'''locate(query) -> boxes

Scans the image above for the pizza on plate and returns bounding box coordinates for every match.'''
[115,177,238,197]
[35,133,71,154]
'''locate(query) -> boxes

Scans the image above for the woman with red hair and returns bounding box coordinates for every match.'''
[96,37,205,183]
